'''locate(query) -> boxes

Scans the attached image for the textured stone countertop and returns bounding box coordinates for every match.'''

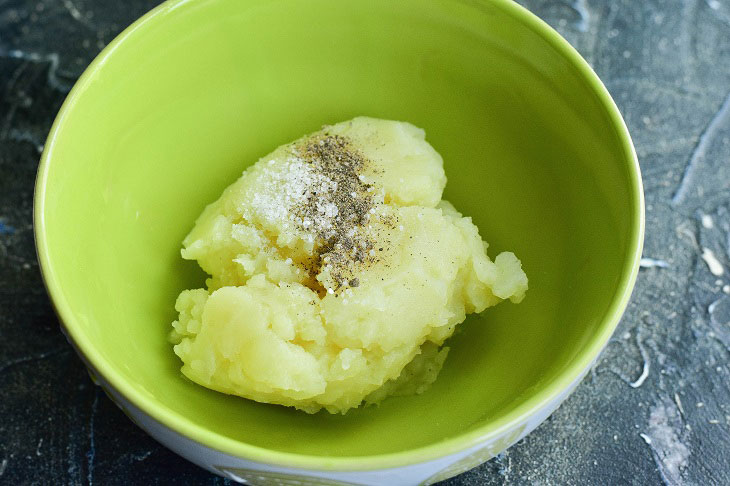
[1,1,729,484]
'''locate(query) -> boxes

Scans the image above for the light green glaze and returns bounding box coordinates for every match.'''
[35,0,643,471]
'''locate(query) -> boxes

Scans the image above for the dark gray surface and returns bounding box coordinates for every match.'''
[1,0,729,484]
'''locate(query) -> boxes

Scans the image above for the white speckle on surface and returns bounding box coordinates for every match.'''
[0,459,6,476]
[701,214,714,228]
[707,289,730,325]
[572,0,590,32]
[62,0,84,21]
[708,0,720,9]
[630,359,650,388]
[701,248,724,276]
[709,295,730,327]
[709,419,720,424]
[640,402,690,485]
[36,438,43,456]
[697,402,704,407]
[673,92,730,205]
[674,393,685,416]
[86,391,99,485]
[284,258,292,265]
[640,257,670,268]
[629,333,651,388]
[133,450,153,462]
[676,221,699,248]
[622,331,631,340]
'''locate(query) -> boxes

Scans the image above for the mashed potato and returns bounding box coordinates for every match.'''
[170,117,527,414]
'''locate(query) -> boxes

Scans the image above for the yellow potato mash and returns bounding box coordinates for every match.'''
[170,117,528,414]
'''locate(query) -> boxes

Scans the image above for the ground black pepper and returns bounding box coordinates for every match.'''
[283,133,393,294]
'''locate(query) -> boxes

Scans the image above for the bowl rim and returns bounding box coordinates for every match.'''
[34,0,644,472]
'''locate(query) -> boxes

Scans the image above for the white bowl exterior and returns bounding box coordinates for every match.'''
[88,360,591,485]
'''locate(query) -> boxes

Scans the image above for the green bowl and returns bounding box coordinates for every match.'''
[34,0,643,483]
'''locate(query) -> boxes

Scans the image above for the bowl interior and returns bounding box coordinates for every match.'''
[37,0,639,461]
